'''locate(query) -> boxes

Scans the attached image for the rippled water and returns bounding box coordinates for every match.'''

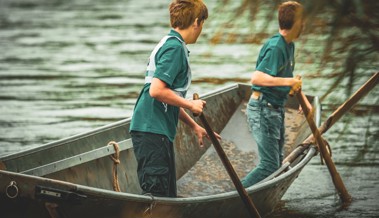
[0,0,378,217]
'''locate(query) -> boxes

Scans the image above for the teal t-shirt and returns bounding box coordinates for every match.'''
[129,30,189,142]
[252,33,295,107]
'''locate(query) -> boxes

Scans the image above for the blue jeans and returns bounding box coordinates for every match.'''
[241,96,285,187]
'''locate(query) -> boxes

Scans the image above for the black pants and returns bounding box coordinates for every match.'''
[131,131,177,197]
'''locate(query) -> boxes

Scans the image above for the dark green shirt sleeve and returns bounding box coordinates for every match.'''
[256,46,284,77]
[154,43,185,88]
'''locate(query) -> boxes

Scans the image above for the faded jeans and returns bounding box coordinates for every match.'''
[241,96,285,187]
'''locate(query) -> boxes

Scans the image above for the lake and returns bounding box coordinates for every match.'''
[0,0,378,217]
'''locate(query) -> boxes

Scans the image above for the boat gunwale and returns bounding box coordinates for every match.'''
[76,146,317,204]
[0,145,316,206]
[0,145,316,205]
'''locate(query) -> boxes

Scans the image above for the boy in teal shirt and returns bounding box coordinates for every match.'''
[130,0,220,197]
[242,1,311,187]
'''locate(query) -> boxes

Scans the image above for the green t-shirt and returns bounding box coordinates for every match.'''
[129,30,189,142]
[252,33,295,107]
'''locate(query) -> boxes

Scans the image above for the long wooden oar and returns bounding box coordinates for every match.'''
[295,90,352,204]
[310,72,379,138]
[284,72,379,164]
[283,72,379,163]
[193,93,261,218]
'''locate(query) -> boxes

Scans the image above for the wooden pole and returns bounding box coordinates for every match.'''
[193,93,262,218]
[284,72,378,164]
[313,72,379,136]
[295,91,352,204]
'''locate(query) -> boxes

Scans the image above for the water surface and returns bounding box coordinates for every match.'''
[0,0,378,217]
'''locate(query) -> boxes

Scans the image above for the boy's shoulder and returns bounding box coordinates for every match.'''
[158,36,184,56]
[266,34,284,47]
[165,36,184,47]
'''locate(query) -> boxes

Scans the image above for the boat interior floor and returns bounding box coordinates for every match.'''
[177,101,306,197]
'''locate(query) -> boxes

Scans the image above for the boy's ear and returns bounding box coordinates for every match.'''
[193,18,199,28]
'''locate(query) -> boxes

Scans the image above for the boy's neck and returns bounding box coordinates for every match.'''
[174,28,191,44]
[279,29,293,44]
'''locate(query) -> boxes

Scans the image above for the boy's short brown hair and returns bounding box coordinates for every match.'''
[278,1,303,30]
[169,0,208,30]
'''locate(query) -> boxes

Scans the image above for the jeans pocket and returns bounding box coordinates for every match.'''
[247,104,260,130]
